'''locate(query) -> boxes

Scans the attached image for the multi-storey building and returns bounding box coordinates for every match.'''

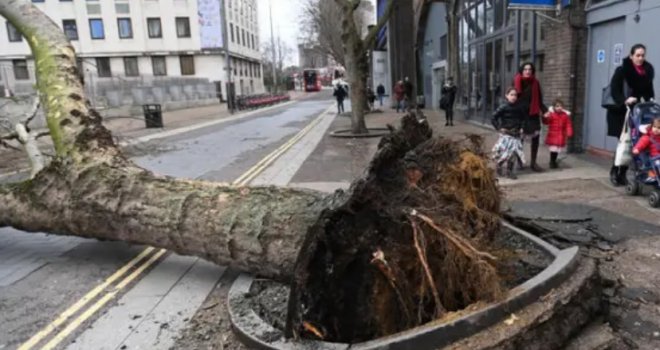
[0,0,264,112]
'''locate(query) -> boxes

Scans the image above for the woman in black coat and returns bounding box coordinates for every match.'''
[606,43,655,186]
[514,62,549,172]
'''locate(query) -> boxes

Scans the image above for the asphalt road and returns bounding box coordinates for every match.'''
[0,92,335,350]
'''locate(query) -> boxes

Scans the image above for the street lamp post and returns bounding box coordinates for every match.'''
[221,0,234,113]
[269,0,277,93]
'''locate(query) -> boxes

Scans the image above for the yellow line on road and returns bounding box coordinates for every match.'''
[39,249,167,350]
[18,104,333,350]
[16,247,156,350]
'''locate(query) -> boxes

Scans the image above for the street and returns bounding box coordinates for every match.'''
[0,93,337,350]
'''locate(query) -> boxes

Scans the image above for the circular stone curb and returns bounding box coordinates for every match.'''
[329,128,391,138]
[228,221,581,350]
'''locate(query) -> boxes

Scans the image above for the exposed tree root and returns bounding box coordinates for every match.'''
[286,113,507,343]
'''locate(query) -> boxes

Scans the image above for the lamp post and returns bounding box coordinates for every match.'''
[269,0,277,93]
[221,0,234,113]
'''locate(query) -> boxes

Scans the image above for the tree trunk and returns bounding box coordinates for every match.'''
[0,160,328,281]
[446,0,461,87]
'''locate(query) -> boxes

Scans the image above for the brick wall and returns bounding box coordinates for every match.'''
[541,1,588,152]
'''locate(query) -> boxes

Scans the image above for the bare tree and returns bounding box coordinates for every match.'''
[262,36,292,91]
[445,0,461,86]
[0,0,503,344]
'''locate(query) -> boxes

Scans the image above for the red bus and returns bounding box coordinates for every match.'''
[303,69,321,92]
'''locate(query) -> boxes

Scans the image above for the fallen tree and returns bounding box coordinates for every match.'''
[0,0,506,344]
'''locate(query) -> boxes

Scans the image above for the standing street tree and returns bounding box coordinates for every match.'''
[0,0,504,344]
[262,36,292,92]
[444,0,461,86]
[334,0,395,134]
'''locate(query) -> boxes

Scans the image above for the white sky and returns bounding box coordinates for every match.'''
[257,0,376,66]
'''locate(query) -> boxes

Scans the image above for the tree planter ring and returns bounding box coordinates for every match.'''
[228,220,581,350]
[329,128,391,138]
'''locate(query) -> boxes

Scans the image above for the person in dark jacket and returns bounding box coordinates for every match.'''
[606,43,655,186]
[403,76,414,109]
[491,87,526,179]
[514,62,548,172]
[333,83,348,115]
[376,83,386,106]
[440,77,457,126]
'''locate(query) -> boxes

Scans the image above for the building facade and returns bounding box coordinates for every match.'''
[583,0,660,153]
[418,2,448,110]
[0,0,264,111]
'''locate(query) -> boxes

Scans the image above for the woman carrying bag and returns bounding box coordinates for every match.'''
[606,43,655,186]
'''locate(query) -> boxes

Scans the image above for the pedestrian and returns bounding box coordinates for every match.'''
[333,83,347,115]
[394,80,405,113]
[367,86,376,111]
[440,77,457,126]
[543,99,574,169]
[376,83,386,106]
[606,43,655,186]
[403,76,414,110]
[514,62,548,172]
[491,87,526,179]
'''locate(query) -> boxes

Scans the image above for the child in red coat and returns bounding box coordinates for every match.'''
[543,99,574,169]
[633,117,660,158]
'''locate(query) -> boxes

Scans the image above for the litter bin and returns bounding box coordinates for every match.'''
[143,104,163,128]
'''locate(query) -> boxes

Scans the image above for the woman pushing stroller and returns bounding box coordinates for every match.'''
[492,87,526,179]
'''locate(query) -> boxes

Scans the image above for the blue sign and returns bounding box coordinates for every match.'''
[508,0,555,10]
[376,0,388,50]
[597,50,605,63]
[562,0,571,7]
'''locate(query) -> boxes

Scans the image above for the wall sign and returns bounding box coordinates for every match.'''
[508,0,555,10]
[597,50,606,63]
[613,43,624,65]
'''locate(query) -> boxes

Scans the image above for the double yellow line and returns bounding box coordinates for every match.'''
[18,105,331,350]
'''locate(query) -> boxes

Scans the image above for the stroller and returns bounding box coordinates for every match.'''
[624,101,660,207]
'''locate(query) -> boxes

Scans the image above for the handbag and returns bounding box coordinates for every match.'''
[601,77,631,109]
[614,108,632,166]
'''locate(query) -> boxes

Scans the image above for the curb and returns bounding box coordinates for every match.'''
[227,221,580,350]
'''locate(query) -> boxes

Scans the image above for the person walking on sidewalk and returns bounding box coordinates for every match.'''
[376,83,386,107]
[333,82,348,115]
[543,99,573,169]
[440,77,457,126]
[606,43,655,186]
[394,80,405,113]
[403,76,414,110]
[491,87,526,179]
[514,62,549,172]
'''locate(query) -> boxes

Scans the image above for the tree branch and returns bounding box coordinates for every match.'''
[22,96,40,126]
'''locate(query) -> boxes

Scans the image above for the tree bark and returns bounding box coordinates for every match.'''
[0,161,328,280]
[446,0,461,87]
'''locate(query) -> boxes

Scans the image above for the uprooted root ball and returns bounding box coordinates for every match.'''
[286,113,505,343]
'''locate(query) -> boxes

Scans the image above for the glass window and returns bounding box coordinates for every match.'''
[152,56,167,76]
[13,60,29,80]
[486,0,494,34]
[6,22,22,42]
[117,18,133,39]
[147,18,162,38]
[230,23,234,42]
[89,18,104,39]
[62,19,78,40]
[180,55,195,75]
[96,57,111,77]
[439,35,447,60]
[124,57,139,76]
[494,0,504,31]
[176,17,191,38]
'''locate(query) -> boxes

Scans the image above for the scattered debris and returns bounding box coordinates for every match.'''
[504,314,519,326]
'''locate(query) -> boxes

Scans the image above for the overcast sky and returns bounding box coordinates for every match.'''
[257,0,376,66]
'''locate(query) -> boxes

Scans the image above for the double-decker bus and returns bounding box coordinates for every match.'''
[303,69,321,92]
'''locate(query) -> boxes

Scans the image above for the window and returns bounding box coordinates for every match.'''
[176,17,191,38]
[439,35,447,60]
[117,18,133,39]
[124,57,139,76]
[13,60,29,80]
[230,23,234,42]
[89,18,104,39]
[152,56,167,76]
[179,55,195,75]
[241,29,245,46]
[96,57,111,77]
[147,18,162,38]
[6,22,21,42]
[251,34,255,49]
[62,19,78,40]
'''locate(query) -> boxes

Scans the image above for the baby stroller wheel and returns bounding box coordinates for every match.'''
[625,181,641,196]
[648,190,660,208]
